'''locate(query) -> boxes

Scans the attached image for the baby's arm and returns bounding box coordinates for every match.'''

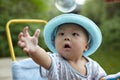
[18,27,51,70]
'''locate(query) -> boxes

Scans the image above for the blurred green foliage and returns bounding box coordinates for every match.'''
[91,49,120,74]
[0,0,60,57]
[81,0,120,51]
[101,17,120,51]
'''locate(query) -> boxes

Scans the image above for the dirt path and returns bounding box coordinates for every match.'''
[0,57,27,80]
[0,58,12,80]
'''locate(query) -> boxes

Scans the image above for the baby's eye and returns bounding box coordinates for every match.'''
[58,32,64,36]
[72,33,79,36]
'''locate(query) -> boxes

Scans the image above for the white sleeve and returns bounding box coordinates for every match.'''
[92,61,107,80]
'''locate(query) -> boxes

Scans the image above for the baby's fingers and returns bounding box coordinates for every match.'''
[23,26,30,37]
[18,32,23,40]
[34,29,40,39]
[23,47,29,53]
[18,41,25,48]
[18,32,26,42]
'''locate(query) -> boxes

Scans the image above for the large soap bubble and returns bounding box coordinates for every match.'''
[55,0,77,13]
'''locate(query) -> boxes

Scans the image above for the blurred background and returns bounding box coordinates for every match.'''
[0,0,120,75]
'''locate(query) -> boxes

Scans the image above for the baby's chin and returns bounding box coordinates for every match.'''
[59,52,74,60]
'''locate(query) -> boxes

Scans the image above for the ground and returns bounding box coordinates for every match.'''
[0,57,26,80]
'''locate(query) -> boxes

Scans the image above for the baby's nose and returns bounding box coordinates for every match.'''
[64,35,70,41]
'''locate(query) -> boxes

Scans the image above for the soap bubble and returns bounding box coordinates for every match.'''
[55,0,77,13]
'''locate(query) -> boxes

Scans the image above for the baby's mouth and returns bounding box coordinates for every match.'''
[64,44,71,48]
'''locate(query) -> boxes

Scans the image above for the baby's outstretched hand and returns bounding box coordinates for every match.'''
[18,27,40,54]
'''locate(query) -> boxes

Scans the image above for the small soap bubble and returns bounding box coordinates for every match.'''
[55,0,77,13]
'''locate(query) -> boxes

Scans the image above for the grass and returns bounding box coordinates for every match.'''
[90,49,120,74]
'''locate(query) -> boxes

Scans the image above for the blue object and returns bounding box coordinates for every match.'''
[12,58,48,80]
[104,72,120,80]
[44,14,102,56]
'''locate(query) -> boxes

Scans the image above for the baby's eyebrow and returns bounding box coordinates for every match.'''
[57,29,64,33]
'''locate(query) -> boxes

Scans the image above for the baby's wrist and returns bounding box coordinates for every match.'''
[27,45,40,55]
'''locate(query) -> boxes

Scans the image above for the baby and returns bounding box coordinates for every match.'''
[18,14,119,80]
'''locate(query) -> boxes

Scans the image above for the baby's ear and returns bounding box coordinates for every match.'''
[84,43,89,51]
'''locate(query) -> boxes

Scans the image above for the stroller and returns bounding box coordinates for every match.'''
[6,19,48,80]
[6,19,120,80]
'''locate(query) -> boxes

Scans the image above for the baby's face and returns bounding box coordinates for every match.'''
[55,23,88,60]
